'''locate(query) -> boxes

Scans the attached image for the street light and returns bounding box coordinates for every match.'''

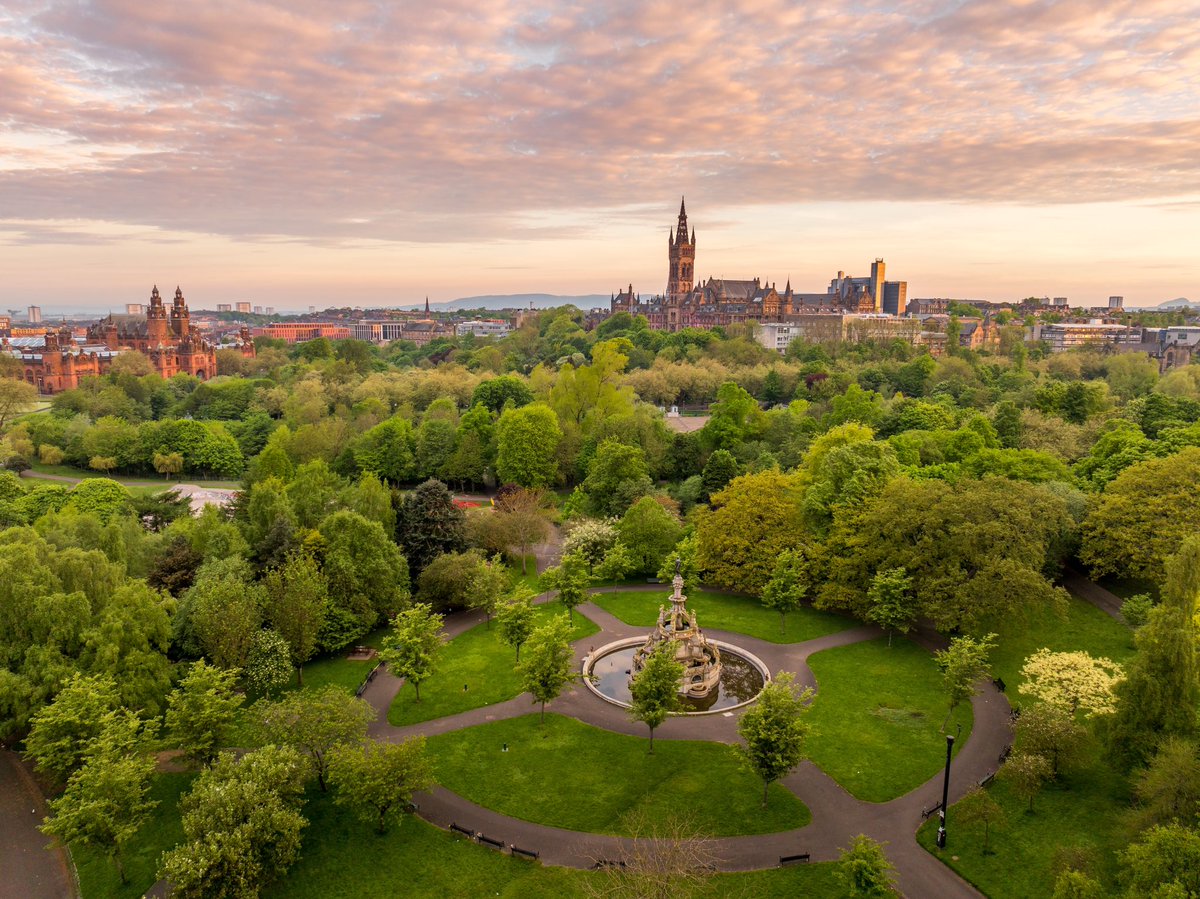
[936,732,955,849]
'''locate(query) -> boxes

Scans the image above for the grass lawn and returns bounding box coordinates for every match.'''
[591,589,855,644]
[73,771,843,899]
[388,607,598,726]
[73,772,192,899]
[990,594,1135,696]
[288,626,390,695]
[805,638,974,803]
[917,741,1132,898]
[25,459,241,490]
[426,714,810,837]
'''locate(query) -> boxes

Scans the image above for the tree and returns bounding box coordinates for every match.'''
[563,518,620,571]
[416,550,486,613]
[582,439,653,516]
[380,603,444,703]
[737,672,813,806]
[468,554,509,626]
[628,643,684,752]
[255,686,375,791]
[25,673,121,783]
[1107,536,1200,769]
[497,587,536,661]
[245,629,292,698]
[189,566,264,670]
[398,478,467,574]
[341,471,396,532]
[955,786,1006,852]
[1120,822,1200,897]
[495,403,562,488]
[517,614,577,723]
[286,459,343,528]
[935,633,996,732]
[1051,870,1104,899]
[1018,649,1124,718]
[1081,448,1200,583]
[41,734,157,885]
[993,400,1023,449]
[0,378,37,429]
[1121,592,1154,628]
[159,745,308,899]
[493,486,551,575]
[65,477,131,523]
[1015,703,1086,778]
[1000,751,1052,812]
[165,660,244,767]
[262,553,328,686]
[836,834,896,897]
[319,510,410,644]
[1133,737,1200,830]
[152,451,184,480]
[617,497,684,577]
[761,548,809,633]
[544,552,590,621]
[583,810,718,899]
[695,469,805,594]
[699,449,739,504]
[472,375,533,413]
[657,535,700,595]
[328,737,436,834]
[865,567,916,647]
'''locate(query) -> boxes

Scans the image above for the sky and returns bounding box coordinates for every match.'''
[2,0,1199,313]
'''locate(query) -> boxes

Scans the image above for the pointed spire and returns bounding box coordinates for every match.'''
[679,196,686,218]
[424,296,430,314]
[691,227,695,244]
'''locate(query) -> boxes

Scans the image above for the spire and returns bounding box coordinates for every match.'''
[691,226,695,244]
[424,296,430,314]
[679,196,686,218]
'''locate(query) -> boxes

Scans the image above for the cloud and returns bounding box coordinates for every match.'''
[0,0,1198,245]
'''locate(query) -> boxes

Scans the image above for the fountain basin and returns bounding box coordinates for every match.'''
[583,637,771,715]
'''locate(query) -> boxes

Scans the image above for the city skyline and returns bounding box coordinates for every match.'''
[2,1,1199,310]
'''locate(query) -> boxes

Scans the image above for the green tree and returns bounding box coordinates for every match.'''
[493,486,551,575]
[416,416,457,480]
[761,548,810,633]
[628,643,684,752]
[1018,649,1124,718]
[159,745,308,899]
[352,415,417,484]
[1120,823,1200,897]
[328,737,436,834]
[737,672,813,806]
[618,497,684,578]
[657,535,700,595]
[1107,536,1200,769]
[472,375,533,413]
[380,603,444,703]
[416,550,486,614]
[152,451,184,480]
[495,403,562,488]
[517,614,577,723]
[24,673,121,783]
[865,567,916,647]
[189,567,264,670]
[399,478,467,574]
[255,686,375,791]
[65,478,131,523]
[0,378,37,429]
[262,553,328,686]
[1000,751,1052,812]
[543,552,590,621]
[41,733,157,885]
[836,834,896,897]
[242,476,296,550]
[1051,870,1104,899]
[319,510,410,644]
[244,629,292,698]
[955,786,1006,852]
[1015,703,1086,779]
[497,587,537,661]
[699,449,739,504]
[1081,448,1200,583]
[992,400,1023,449]
[165,660,244,767]
[582,439,653,516]
[1133,737,1200,830]
[563,518,619,572]
[286,459,343,528]
[935,633,996,732]
[695,469,804,594]
[468,554,509,626]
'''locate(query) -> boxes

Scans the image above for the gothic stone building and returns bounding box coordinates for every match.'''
[6,286,254,394]
[611,199,886,332]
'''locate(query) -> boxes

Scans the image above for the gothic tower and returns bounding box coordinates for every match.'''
[170,286,190,340]
[666,197,696,302]
[147,285,169,346]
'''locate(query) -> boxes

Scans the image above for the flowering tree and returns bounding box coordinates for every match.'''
[1018,649,1125,718]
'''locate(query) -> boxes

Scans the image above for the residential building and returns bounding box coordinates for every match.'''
[455,319,512,338]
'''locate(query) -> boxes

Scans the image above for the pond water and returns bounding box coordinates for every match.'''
[588,645,766,713]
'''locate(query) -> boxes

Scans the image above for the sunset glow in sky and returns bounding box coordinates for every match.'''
[2,0,1199,311]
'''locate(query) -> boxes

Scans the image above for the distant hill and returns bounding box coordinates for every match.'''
[396,294,610,312]
[1153,297,1199,310]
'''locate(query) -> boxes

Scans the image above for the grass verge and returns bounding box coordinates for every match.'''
[591,589,854,644]
[426,713,810,837]
[805,637,974,802]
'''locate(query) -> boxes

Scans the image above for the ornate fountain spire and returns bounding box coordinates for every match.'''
[632,557,722,699]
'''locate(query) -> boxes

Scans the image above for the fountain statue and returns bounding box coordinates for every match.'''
[630,559,722,699]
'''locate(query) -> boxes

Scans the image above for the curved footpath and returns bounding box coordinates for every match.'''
[0,750,76,899]
[362,585,1012,899]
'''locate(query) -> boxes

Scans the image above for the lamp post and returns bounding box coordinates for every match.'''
[936,733,955,849]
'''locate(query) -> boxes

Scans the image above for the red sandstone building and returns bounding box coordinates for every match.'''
[4,286,254,394]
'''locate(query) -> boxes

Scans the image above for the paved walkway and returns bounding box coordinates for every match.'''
[362,585,1008,898]
[1061,570,1125,622]
[0,751,76,899]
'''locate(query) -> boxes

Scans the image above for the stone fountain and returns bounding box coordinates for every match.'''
[630,561,722,699]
